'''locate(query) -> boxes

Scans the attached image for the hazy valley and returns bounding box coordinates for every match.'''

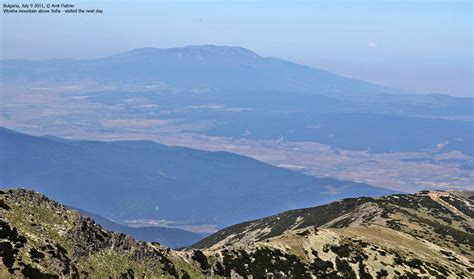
[0,127,392,233]
[0,46,472,192]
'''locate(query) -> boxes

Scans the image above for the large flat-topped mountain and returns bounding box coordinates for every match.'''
[2,46,471,158]
[0,45,397,95]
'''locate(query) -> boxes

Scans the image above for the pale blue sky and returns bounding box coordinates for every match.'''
[1,0,472,96]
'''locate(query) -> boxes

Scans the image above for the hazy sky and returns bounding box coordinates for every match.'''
[1,0,472,96]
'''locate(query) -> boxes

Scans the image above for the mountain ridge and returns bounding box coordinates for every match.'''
[69,207,208,249]
[187,189,473,278]
[191,190,474,251]
[113,45,262,59]
[0,188,202,278]
[1,188,472,278]
[0,45,401,96]
[0,127,394,228]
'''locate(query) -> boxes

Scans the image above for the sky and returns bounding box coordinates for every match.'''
[1,0,472,96]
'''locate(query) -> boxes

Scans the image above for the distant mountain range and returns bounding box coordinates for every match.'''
[1,45,471,156]
[0,45,398,96]
[1,188,472,278]
[0,127,393,228]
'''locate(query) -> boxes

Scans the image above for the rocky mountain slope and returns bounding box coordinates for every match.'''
[0,189,204,278]
[1,188,472,278]
[192,190,474,278]
[72,207,208,249]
